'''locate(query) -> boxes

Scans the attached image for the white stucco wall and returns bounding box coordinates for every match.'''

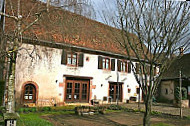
[15,43,141,105]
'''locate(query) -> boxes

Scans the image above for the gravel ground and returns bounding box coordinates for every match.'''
[121,103,190,117]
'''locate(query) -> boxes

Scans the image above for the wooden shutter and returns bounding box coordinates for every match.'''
[128,62,131,73]
[117,60,121,72]
[153,67,157,76]
[98,56,103,69]
[61,49,67,65]
[111,59,115,71]
[136,63,139,74]
[78,53,84,67]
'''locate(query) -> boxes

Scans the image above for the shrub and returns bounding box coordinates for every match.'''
[175,87,187,103]
[42,107,51,111]
[107,104,123,110]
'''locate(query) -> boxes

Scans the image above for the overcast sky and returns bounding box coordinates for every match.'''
[92,0,117,24]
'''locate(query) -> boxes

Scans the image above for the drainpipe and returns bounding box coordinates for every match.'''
[179,69,182,118]
[117,70,119,106]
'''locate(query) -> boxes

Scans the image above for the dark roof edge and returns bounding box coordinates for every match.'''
[19,36,158,65]
[22,37,140,60]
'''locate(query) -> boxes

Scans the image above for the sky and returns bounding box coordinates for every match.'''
[92,0,116,24]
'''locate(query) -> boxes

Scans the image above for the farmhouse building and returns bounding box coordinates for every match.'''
[0,0,151,107]
[160,53,190,107]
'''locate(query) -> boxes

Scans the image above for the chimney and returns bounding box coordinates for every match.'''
[179,47,184,56]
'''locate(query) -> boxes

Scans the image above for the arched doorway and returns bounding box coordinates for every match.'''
[23,84,37,103]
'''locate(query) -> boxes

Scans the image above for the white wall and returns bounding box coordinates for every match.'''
[15,43,141,105]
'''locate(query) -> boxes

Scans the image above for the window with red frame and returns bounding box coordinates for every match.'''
[121,61,127,72]
[102,58,110,70]
[117,60,127,72]
[61,50,84,67]
[67,53,77,66]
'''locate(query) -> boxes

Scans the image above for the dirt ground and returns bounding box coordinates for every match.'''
[42,111,190,126]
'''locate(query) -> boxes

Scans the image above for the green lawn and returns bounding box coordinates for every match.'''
[151,123,174,126]
[17,111,74,126]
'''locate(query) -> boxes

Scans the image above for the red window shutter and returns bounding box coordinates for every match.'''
[117,60,121,72]
[61,49,67,65]
[78,53,84,67]
[98,56,103,69]
[111,59,115,71]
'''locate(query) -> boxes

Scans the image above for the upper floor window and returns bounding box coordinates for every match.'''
[67,53,77,66]
[98,56,115,71]
[117,60,128,73]
[61,50,83,67]
[103,58,110,69]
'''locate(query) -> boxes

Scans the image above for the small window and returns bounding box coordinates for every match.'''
[121,61,127,72]
[118,60,127,72]
[61,50,84,67]
[103,58,110,69]
[98,56,111,70]
[67,53,77,66]
[165,88,168,95]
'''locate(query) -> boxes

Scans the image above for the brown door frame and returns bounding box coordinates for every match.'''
[65,79,90,102]
[109,82,123,102]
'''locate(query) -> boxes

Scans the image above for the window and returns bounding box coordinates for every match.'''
[67,53,77,66]
[61,50,84,67]
[165,88,168,95]
[121,61,127,72]
[23,84,36,103]
[103,58,110,69]
[98,56,115,71]
[117,60,127,72]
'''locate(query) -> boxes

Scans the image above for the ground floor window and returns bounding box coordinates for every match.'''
[65,80,89,102]
[109,82,123,102]
[23,84,36,103]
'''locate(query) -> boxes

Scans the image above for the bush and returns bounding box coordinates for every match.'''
[175,87,187,102]
[107,104,123,110]
[42,107,51,111]
[18,107,37,113]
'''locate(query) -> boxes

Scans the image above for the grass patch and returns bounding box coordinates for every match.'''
[17,110,75,126]
[152,123,174,126]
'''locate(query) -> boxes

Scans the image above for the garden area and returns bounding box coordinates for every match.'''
[1,104,190,126]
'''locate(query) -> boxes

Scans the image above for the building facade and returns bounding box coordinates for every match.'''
[15,42,141,106]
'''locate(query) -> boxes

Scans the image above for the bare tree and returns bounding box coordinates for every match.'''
[45,0,96,19]
[108,0,190,125]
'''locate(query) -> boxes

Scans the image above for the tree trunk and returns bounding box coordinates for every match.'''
[6,51,17,113]
[143,97,152,126]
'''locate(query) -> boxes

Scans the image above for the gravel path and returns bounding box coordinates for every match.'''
[121,103,190,117]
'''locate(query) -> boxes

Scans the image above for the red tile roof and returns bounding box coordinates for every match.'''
[5,0,140,57]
